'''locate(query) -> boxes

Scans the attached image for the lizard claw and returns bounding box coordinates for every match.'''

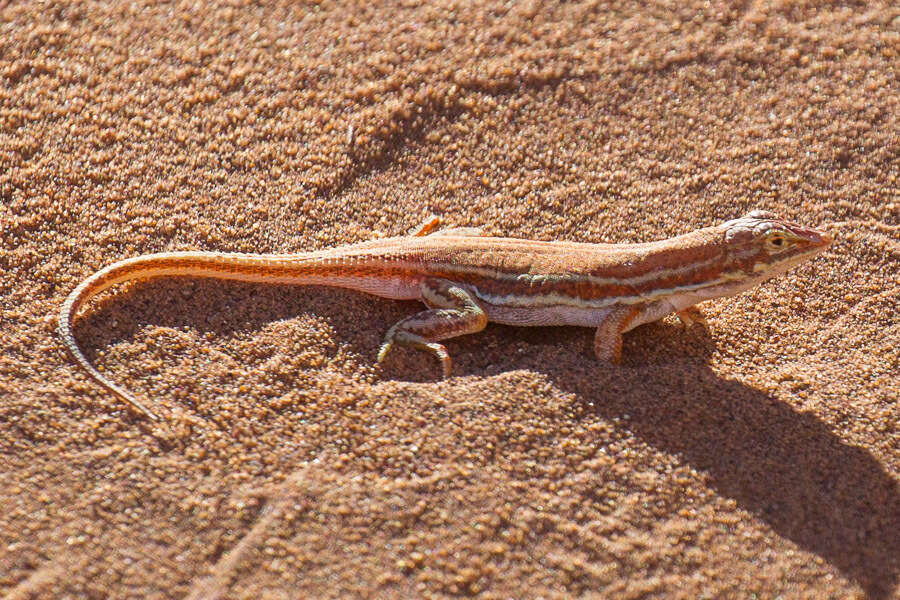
[676,306,707,328]
[376,341,394,364]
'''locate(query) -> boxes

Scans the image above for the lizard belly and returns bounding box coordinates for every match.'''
[480,303,614,327]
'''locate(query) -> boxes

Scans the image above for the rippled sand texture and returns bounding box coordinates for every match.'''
[1,1,898,598]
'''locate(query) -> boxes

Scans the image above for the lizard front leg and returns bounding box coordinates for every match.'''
[595,304,707,364]
[377,278,488,378]
[675,305,707,328]
[593,305,643,364]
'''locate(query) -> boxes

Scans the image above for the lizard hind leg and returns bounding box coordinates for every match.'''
[376,278,487,378]
[408,215,485,238]
[409,215,443,237]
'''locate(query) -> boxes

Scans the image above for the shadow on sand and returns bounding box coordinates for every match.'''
[544,325,899,599]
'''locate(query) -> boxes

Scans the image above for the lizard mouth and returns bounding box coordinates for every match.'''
[787,222,833,249]
[774,239,830,272]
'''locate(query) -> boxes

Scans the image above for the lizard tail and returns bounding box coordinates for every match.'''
[56,247,406,421]
[58,266,161,421]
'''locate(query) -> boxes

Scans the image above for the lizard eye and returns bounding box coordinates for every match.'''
[765,232,788,250]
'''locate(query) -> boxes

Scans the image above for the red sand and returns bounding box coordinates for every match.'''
[1,1,898,598]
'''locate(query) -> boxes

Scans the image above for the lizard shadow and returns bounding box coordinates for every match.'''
[528,323,899,600]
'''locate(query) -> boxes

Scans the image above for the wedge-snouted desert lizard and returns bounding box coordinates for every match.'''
[58,210,832,421]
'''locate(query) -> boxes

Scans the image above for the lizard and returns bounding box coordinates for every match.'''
[57,209,832,421]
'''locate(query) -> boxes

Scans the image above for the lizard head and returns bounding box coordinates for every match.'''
[720,209,832,280]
